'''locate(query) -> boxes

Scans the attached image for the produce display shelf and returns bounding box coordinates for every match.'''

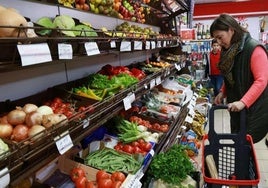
[0,62,181,185]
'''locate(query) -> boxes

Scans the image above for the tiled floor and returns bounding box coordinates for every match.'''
[205,109,268,188]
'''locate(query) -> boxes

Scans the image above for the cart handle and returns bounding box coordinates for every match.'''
[208,105,247,145]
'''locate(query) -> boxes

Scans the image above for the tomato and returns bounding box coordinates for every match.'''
[70,167,86,182]
[137,138,145,144]
[141,142,152,152]
[98,178,113,188]
[111,181,122,188]
[131,141,139,147]
[75,176,87,188]
[86,181,97,188]
[96,170,110,182]
[122,145,133,154]
[133,146,142,154]
[111,171,126,183]
[53,97,63,104]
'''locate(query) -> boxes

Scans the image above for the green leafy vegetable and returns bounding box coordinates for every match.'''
[72,24,98,37]
[148,144,194,185]
[53,15,75,37]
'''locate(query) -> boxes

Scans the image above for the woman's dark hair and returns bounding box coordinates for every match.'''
[210,14,247,44]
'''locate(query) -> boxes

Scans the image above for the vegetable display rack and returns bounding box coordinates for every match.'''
[202,105,260,188]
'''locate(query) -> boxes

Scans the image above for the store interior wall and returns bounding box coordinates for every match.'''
[0,0,160,101]
[193,16,261,41]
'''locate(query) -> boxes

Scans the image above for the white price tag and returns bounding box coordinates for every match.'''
[145,41,150,49]
[193,92,199,98]
[54,131,74,155]
[123,93,135,110]
[157,41,162,48]
[17,43,52,66]
[82,118,90,129]
[58,43,73,59]
[120,41,131,51]
[144,83,148,89]
[163,41,166,47]
[149,148,155,156]
[110,40,116,48]
[0,167,10,188]
[189,108,195,117]
[155,76,161,85]
[149,79,156,89]
[134,41,143,50]
[151,41,156,49]
[185,115,193,124]
[84,42,100,56]
[175,63,181,71]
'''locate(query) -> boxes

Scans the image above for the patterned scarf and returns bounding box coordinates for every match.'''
[218,42,241,87]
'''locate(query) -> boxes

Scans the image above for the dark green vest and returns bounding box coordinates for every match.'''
[225,33,268,143]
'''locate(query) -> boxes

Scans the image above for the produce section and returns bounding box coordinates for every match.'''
[0,0,211,187]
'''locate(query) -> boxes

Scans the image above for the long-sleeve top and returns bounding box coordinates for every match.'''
[221,46,268,107]
[205,50,221,77]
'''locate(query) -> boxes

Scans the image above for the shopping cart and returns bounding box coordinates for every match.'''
[202,105,260,188]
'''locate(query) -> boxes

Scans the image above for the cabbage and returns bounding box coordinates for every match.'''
[53,15,75,37]
[0,138,9,159]
[72,24,98,37]
[36,17,55,35]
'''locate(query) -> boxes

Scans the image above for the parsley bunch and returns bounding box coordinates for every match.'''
[148,144,194,185]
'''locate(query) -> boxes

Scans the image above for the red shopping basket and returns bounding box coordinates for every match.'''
[202,105,260,188]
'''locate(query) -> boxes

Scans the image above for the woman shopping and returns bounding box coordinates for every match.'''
[211,14,268,143]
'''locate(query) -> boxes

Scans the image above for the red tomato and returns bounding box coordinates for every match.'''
[133,146,142,154]
[96,170,110,182]
[122,145,134,154]
[98,178,113,188]
[53,97,63,104]
[111,171,126,183]
[70,167,86,182]
[131,141,139,147]
[111,181,122,188]
[75,176,87,188]
[86,181,97,188]
[114,145,121,151]
[141,142,152,152]
[137,138,145,144]
[78,106,86,112]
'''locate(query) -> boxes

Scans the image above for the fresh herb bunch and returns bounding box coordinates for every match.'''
[148,144,194,185]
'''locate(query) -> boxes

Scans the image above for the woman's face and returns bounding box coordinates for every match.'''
[212,28,234,49]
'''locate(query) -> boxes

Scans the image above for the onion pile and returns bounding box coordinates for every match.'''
[0,103,67,142]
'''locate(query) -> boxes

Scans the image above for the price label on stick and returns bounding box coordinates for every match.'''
[145,41,150,49]
[54,131,73,155]
[120,41,131,51]
[151,41,156,49]
[110,40,116,48]
[0,167,10,188]
[82,118,90,129]
[58,43,73,59]
[123,93,135,110]
[17,43,52,66]
[84,42,100,56]
[134,41,143,50]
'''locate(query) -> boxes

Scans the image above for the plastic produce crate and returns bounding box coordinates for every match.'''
[202,105,260,188]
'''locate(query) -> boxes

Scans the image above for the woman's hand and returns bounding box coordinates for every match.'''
[214,92,224,104]
[228,101,246,112]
